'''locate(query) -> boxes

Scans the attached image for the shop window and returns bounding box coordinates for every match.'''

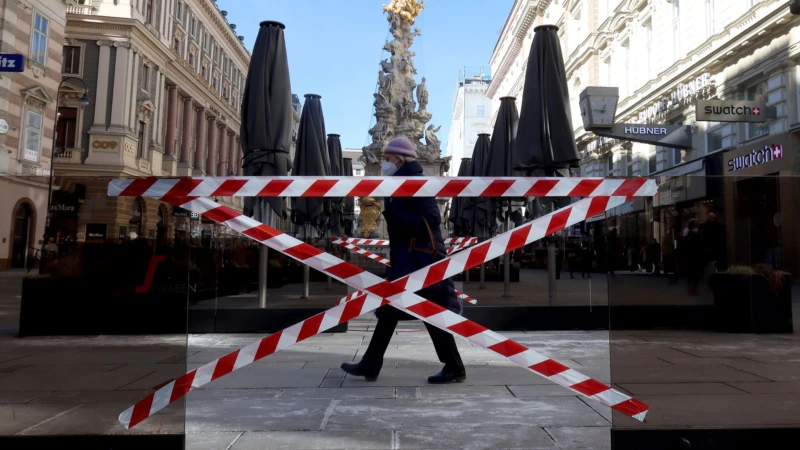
[62,45,82,75]
[55,107,78,150]
[30,12,49,66]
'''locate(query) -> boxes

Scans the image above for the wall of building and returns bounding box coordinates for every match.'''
[445,75,493,176]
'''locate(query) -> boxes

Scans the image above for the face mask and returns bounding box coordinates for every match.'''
[381,161,398,176]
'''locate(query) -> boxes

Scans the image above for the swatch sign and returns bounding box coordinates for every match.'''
[727,145,783,172]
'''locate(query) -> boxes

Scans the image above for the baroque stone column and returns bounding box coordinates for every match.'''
[109,41,131,132]
[91,40,114,128]
[218,127,230,175]
[206,117,218,176]
[164,85,179,157]
[193,106,207,175]
[180,97,194,164]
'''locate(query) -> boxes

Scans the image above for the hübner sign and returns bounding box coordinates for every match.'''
[635,73,713,124]
[624,127,668,135]
[727,145,783,172]
[696,99,768,123]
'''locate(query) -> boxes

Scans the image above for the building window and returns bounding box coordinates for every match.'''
[62,46,82,74]
[622,40,630,96]
[55,107,78,150]
[624,148,633,176]
[476,105,486,117]
[705,0,716,38]
[644,20,652,79]
[672,0,681,60]
[746,83,769,140]
[137,121,146,158]
[175,1,182,21]
[707,122,723,152]
[606,154,614,175]
[355,169,363,176]
[145,0,154,24]
[23,109,43,163]
[648,149,657,174]
[141,64,150,92]
[30,12,49,66]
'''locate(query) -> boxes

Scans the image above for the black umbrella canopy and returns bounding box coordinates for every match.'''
[514,25,580,177]
[342,158,355,236]
[485,97,526,232]
[240,21,294,221]
[291,94,331,234]
[448,157,471,236]
[463,133,491,238]
[326,133,344,235]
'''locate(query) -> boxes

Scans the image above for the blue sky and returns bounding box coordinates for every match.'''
[222,0,514,151]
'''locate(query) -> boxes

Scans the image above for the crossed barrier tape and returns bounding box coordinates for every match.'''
[109,177,654,428]
[333,237,478,247]
[332,238,478,305]
[107,176,656,199]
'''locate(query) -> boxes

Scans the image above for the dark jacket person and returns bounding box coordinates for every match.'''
[341,136,466,384]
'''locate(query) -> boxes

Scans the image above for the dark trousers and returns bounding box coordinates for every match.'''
[359,311,465,376]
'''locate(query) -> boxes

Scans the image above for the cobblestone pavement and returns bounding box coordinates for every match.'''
[2,269,800,448]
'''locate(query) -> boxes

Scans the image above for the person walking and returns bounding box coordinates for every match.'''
[341,136,466,384]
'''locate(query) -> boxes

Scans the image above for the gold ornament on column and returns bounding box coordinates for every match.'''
[383,0,425,23]
[358,197,382,238]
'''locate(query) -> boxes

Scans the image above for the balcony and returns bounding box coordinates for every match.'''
[66,5,96,15]
[55,148,83,165]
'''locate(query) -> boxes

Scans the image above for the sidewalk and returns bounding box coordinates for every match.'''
[2,268,800,448]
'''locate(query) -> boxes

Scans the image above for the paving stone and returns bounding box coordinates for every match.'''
[231,430,392,449]
[324,397,608,430]
[12,364,125,373]
[729,381,800,394]
[123,366,329,390]
[721,361,800,382]
[545,426,611,449]
[0,391,47,404]
[395,386,417,398]
[186,431,242,450]
[416,384,512,399]
[609,364,770,384]
[276,387,395,400]
[572,357,670,367]
[618,382,746,396]
[186,398,333,432]
[614,393,800,428]
[320,377,344,388]
[0,403,81,434]
[187,389,281,403]
[14,400,187,435]
[507,385,579,397]
[30,390,162,404]
[7,351,183,365]
[341,366,607,387]
[396,426,558,449]
[0,366,158,391]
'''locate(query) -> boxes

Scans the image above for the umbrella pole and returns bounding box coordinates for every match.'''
[548,239,556,305]
[479,223,486,289]
[302,223,310,299]
[326,229,332,290]
[258,199,268,308]
[503,205,511,298]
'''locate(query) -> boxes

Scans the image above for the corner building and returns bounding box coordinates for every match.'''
[51,0,250,247]
[489,0,800,276]
[0,1,66,269]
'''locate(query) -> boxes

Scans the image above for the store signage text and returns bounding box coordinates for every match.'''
[635,73,713,124]
[624,127,668,135]
[0,54,24,73]
[50,203,75,212]
[727,145,783,172]
[92,140,118,149]
[696,99,768,123]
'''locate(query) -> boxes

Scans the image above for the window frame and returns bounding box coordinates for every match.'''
[23,109,44,164]
[30,11,50,67]
[61,43,85,76]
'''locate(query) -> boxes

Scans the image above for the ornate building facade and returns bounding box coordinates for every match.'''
[0,0,67,269]
[50,0,251,248]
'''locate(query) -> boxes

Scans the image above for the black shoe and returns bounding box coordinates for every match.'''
[340,362,378,381]
[427,368,466,384]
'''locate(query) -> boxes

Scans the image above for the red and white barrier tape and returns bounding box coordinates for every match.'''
[332,238,477,305]
[333,237,478,247]
[118,193,648,428]
[107,176,657,199]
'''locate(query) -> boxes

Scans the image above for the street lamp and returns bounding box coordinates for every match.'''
[41,76,90,273]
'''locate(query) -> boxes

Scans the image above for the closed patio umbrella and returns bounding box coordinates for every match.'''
[342,158,355,236]
[292,94,331,236]
[326,134,344,236]
[447,157,471,237]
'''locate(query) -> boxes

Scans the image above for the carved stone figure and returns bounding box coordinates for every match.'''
[425,124,441,148]
[380,59,392,73]
[416,77,428,111]
[359,197,382,238]
[378,71,392,92]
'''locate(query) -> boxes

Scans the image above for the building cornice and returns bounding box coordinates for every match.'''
[487,1,538,98]
[197,0,250,67]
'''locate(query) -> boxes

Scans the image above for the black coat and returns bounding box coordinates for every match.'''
[376,160,461,320]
